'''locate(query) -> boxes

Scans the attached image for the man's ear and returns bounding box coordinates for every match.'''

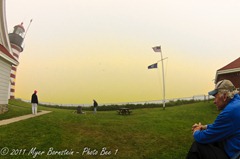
[223,93,229,102]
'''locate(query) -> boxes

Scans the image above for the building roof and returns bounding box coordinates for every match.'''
[14,22,25,32]
[215,57,240,83]
[218,57,240,71]
[0,44,18,65]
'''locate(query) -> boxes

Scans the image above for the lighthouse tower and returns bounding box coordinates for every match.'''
[8,22,25,99]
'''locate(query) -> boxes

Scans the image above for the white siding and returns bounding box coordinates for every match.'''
[0,58,11,104]
[0,0,12,50]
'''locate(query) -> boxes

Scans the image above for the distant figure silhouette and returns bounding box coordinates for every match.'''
[93,100,98,114]
[31,90,38,115]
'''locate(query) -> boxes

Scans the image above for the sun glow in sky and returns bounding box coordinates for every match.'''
[6,0,240,105]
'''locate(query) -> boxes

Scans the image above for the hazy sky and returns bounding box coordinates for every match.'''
[6,0,240,105]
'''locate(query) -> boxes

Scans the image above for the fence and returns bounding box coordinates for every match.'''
[101,94,213,106]
[17,94,213,108]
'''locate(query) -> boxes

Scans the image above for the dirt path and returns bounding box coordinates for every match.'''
[0,110,52,126]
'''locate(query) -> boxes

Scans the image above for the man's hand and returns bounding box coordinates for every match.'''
[192,122,207,134]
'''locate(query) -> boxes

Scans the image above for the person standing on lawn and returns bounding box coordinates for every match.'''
[31,90,39,115]
[93,99,98,114]
[186,79,240,159]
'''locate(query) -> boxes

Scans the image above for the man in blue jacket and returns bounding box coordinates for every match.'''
[186,79,240,159]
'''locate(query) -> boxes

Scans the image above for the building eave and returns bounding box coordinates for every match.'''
[0,44,18,65]
[0,52,18,65]
[0,0,12,53]
[217,68,240,75]
[215,68,240,83]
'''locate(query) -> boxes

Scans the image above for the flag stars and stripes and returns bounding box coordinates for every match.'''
[152,46,161,52]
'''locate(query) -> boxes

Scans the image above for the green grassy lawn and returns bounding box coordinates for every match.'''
[0,100,218,159]
[0,100,32,120]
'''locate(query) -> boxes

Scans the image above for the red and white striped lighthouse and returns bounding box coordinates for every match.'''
[8,22,25,99]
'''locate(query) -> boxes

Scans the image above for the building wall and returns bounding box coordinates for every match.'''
[216,72,240,89]
[0,0,17,114]
[9,44,21,99]
[0,58,12,104]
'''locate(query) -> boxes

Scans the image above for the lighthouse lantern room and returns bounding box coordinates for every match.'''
[8,22,27,99]
[8,22,25,52]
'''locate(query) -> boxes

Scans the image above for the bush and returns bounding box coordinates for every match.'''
[39,99,205,111]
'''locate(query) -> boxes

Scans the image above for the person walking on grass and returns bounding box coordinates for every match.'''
[186,79,240,159]
[31,90,38,115]
[93,99,98,114]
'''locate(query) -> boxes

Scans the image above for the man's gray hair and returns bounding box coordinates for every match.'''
[218,89,239,99]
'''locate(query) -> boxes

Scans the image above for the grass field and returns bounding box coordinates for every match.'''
[0,100,218,159]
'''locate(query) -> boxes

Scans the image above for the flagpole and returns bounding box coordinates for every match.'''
[23,19,33,39]
[149,45,167,110]
[159,49,166,110]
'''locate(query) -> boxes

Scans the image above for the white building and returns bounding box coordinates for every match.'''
[0,0,19,114]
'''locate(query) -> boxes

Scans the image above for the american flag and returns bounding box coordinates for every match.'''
[152,46,161,52]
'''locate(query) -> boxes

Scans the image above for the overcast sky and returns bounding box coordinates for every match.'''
[6,0,240,104]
